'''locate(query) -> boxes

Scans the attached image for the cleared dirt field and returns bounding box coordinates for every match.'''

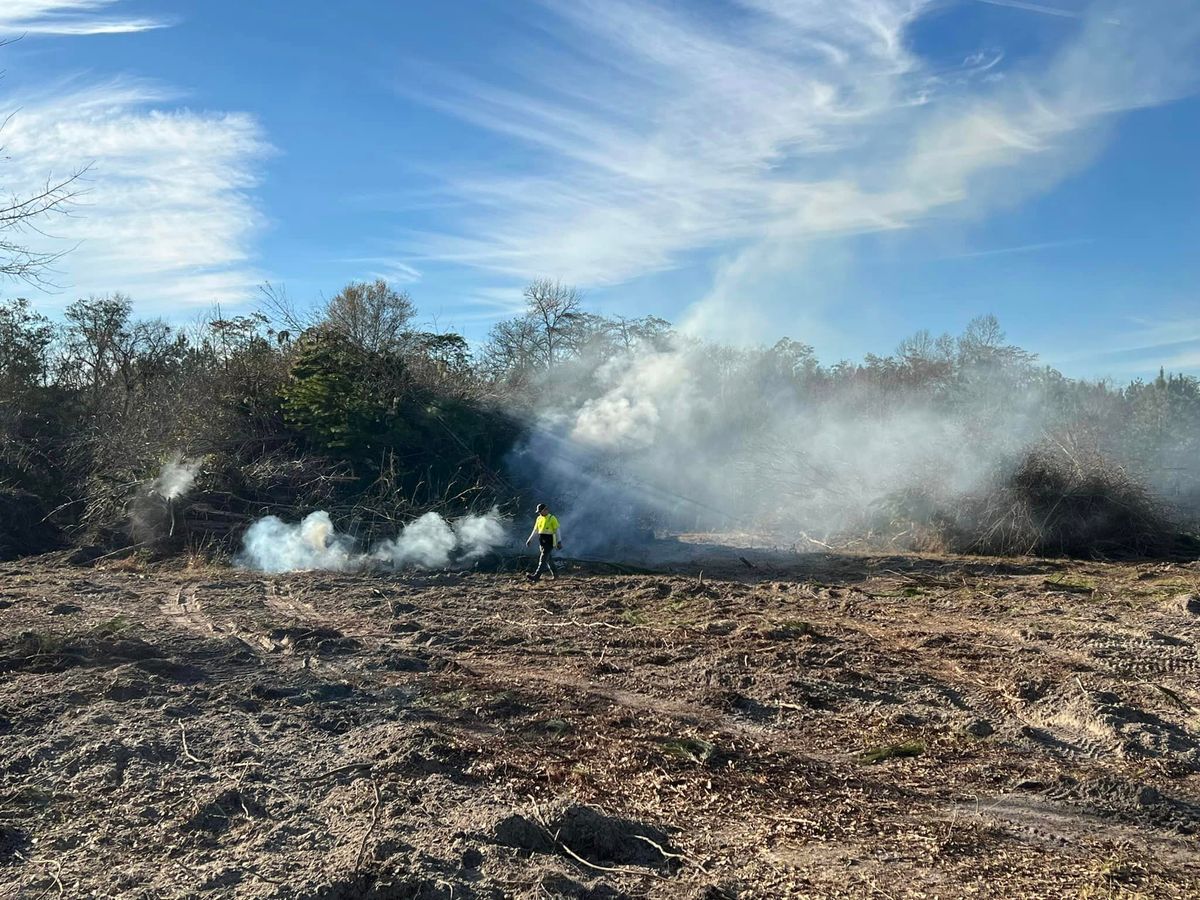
[1,544,1198,898]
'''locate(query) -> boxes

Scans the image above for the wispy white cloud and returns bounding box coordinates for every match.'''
[0,1,166,37]
[974,0,1086,20]
[400,0,1198,333]
[405,0,931,286]
[3,80,271,310]
[930,237,1094,260]
[975,0,1125,30]
[1043,315,1200,376]
[336,257,423,286]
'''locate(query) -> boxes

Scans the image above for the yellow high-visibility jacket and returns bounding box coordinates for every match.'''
[535,514,560,535]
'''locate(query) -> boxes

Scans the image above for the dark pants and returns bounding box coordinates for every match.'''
[531,534,557,580]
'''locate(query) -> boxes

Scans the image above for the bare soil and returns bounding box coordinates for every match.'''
[1,544,1199,898]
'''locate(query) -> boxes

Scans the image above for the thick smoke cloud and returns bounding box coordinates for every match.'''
[238,512,358,573]
[505,328,1148,558]
[238,509,509,573]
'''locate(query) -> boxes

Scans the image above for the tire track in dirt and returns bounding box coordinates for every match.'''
[445,655,860,771]
[803,612,1055,756]
[950,796,1199,868]
[1020,708,1123,761]
[157,583,217,636]
[478,591,1134,767]
[261,580,322,621]
[1074,631,1200,679]
[814,612,1197,766]
[246,578,379,660]
[458,657,721,725]
[157,581,277,658]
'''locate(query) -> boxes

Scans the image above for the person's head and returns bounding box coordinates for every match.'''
[536,503,549,515]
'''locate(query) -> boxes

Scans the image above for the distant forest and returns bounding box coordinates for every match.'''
[1,277,1197,560]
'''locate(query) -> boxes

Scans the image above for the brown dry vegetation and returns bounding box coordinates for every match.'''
[1,544,1199,899]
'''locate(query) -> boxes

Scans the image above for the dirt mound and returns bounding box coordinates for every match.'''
[1167,592,1200,615]
[0,629,162,674]
[181,787,270,836]
[264,625,362,655]
[1045,776,1200,834]
[493,803,681,870]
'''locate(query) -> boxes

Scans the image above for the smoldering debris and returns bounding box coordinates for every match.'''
[130,454,204,542]
[237,508,510,573]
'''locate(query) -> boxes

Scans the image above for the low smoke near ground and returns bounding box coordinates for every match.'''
[238,508,509,573]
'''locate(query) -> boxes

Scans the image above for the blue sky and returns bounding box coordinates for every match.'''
[1,0,1197,379]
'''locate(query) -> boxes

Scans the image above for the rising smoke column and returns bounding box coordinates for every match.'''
[150,454,202,500]
[131,453,204,540]
[237,508,510,573]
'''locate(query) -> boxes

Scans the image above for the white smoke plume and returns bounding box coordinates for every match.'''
[372,513,458,569]
[504,326,1070,558]
[239,512,360,574]
[150,454,202,500]
[237,508,510,573]
[452,512,510,562]
[129,453,203,540]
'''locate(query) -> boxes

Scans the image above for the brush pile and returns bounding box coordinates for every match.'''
[883,443,1182,558]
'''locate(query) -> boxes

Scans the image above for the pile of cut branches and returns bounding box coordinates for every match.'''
[881,443,1181,558]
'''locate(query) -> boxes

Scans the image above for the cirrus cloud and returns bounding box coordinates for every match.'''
[0,0,165,37]
[400,0,1199,339]
[3,79,271,309]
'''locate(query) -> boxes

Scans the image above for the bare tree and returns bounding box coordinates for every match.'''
[0,172,84,284]
[610,314,673,353]
[1,43,86,285]
[322,279,416,354]
[480,314,543,386]
[257,281,307,342]
[524,278,584,371]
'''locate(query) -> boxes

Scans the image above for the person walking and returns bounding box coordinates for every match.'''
[525,502,562,581]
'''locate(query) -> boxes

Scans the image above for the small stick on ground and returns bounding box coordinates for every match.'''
[527,804,666,882]
[632,833,711,875]
[179,723,207,765]
[354,779,382,870]
[297,761,373,783]
[15,852,64,900]
[89,541,153,565]
[554,837,665,880]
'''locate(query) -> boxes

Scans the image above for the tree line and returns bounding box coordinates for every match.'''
[0,277,1197,558]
